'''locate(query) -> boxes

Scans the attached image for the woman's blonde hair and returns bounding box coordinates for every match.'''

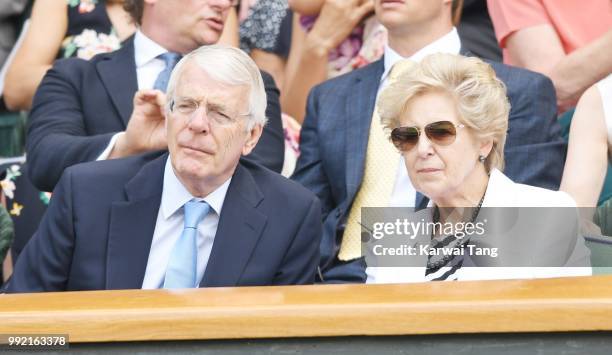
[378,53,510,172]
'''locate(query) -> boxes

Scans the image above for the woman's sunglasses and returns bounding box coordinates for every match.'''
[390,120,465,152]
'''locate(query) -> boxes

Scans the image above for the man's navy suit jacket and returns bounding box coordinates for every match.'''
[292,58,566,283]
[26,36,285,192]
[4,153,321,292]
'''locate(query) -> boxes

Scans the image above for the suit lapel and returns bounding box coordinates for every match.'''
[200,164,267,287]
[96,36,138,127]
[106,153,166,289]
[345,60,385,203]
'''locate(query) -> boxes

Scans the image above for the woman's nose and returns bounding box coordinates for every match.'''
[416,132,434,158]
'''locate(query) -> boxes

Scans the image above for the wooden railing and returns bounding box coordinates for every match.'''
[2,275,612,343]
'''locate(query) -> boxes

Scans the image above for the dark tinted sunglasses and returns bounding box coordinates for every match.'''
[390,120,465,152]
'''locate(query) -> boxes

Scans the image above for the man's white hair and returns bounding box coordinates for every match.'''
[166,44,268,130]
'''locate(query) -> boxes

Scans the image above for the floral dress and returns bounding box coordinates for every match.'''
[0,202,13,277]
[239,0,289,55]
[61,0,121,60]
[1,0,122,262]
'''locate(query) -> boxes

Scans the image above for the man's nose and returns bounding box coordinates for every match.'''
[209,0,234,11]
[187,106,211,133]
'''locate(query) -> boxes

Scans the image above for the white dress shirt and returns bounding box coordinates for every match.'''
[379,27,462,208]
[97,30,171,160]
[141,158,232,289]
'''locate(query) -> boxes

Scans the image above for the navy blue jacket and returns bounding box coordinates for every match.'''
[5,153,321,292]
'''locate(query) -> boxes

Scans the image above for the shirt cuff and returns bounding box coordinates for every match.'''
[96,132,124,161]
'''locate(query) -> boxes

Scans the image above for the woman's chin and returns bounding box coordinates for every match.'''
[415,184,445,204]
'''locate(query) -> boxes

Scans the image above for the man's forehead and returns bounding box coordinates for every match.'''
[175,62,215,87]
[175,84,248,104]
[175,62,248,96]
[175,84,244,104]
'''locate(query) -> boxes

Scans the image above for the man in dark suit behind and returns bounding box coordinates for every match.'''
[292,0,566,283]
[26,0,285,193]
[5,45,321,292]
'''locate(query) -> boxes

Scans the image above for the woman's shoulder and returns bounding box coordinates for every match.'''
[514,182,576,207]
[487,169,576,208]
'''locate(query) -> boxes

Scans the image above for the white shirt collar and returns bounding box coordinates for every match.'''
[480,168,511,208]
[161,157,231,220]
[382,27,461,83]
[134,30,169,68]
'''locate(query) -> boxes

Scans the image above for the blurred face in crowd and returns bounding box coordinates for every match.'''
[396,90,490,206]
[166,60,262,194]
[374,0,450,34]
[148,0,234,52]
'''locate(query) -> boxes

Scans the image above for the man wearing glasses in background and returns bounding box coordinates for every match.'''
[5,46,321,292]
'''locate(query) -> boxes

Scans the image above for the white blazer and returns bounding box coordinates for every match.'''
[366,169,592,283]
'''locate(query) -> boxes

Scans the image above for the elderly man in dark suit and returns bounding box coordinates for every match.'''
[5,46,321,292]
[26,0,284,194]
[292,0,566,283]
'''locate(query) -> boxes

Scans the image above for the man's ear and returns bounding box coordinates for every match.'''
[241,124,263,156]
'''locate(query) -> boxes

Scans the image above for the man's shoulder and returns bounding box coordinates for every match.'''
[312,60,384,94]
[63,151,165,189]
[50,56,94,77]
[51,42,131,78]
[48,55,108,85]
[485,60,552,88]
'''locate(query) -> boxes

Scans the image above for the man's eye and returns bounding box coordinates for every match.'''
[177,102,196,111]
[209,110,231,122]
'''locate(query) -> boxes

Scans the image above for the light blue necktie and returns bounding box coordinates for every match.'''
[163,199,210,289]
[153,52,181,92]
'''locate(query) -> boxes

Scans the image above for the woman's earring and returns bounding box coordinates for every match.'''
[478,155,486,163]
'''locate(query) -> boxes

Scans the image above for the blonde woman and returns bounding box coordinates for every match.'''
[367,53,591,283]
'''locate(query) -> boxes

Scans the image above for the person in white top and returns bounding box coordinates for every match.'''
[366,53,591,283]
